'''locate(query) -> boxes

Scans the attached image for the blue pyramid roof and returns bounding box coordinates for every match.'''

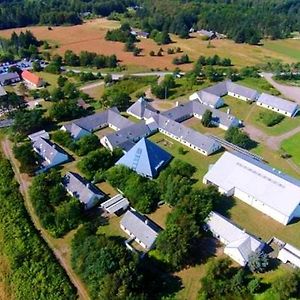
[116,138,172,178]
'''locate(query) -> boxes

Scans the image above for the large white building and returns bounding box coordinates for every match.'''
[203,151,300,225]
[206,212,264,266]
[278,243,300,268]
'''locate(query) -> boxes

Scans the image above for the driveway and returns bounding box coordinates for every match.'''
[262,72,300,104]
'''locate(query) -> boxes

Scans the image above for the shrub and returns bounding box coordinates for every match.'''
[257,111,285,127]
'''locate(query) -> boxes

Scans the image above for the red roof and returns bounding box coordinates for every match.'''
[21,70,42,86]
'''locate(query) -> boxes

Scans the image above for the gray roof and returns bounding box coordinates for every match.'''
[162,101,239,128]
[0,86,7,97]
[104,121,158,151]
[64,107,134,133]
[151,114,220,154]
[226,81,259,100]
[127,97,158,119]
[101,194,129,214]
[0,72,20,85]
[198,29,216,38]
[258,93,298,114]
[28,130,50,142]
[203,81,228,97]
[33,137,68,166]
[63,172,104,205]
[197,91,223,107]
[120,209,160,249]
[206,211,263,265]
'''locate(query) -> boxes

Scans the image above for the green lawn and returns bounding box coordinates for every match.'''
[97,215,127,238]
[251,143,300,179]
[237,77,280,95]
[263,39,300,61]
[248,106,300,136]
[149,133,222,188]
[216,197,300,248]
[35,71,59,92]
[220,95,253,121]
[281,132,300,167]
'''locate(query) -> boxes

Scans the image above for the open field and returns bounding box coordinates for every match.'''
[217,197,300,249]
[1,19,300,72]
[281,132,300,167]
[146,204,172,229]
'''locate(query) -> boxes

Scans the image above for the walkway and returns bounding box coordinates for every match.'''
[262,72,300,104]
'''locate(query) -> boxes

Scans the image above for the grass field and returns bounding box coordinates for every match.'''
[1,19,300,72]
[216,197,300,249]
[281,132,300,167]
[149,132,222,188]
[237,77,280,95]
[248,106,300,136]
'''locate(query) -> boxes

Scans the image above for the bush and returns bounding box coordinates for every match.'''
[248,251,269,273]
[13,142,37,175]
[257,111,285,127]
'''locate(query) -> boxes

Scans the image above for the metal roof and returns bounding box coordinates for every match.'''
[258,93,298,114]
[101,194,129,214]
[0,72,20,85]
[120,209,160,249]
[204,151,300,217]
[28,130,49,142]
[63,172,104,205]
[116,137,172,178]
[127,97,158,119]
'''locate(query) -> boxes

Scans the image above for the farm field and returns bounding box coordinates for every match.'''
[281,132,300,167]
[1,19,300,72]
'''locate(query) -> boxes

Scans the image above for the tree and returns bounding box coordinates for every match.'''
[248,251,269,273]
[49,99,84,121]
[32,61,42,72]
[75,134,100,156]
[57,75,68,87]
[272,270,300,300]
[102,90,131,109]
[225,127,254,150]
[13,142,37,175]
[13,109,46,136]
[201,109,212,127]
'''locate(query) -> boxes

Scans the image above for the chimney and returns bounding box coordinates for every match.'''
[86,183,91,189]
[176,101,179,107]
[145,219,149,225]
[227,108,231,115]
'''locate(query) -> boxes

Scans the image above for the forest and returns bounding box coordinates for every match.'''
[0,155,76,299]
[1,1,299,43]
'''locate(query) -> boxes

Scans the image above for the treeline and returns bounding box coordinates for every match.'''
[0,0,133,29]
[134,0,300,44]
[0,30,41,61]
[0,156,76,299]
[29,170,83,237]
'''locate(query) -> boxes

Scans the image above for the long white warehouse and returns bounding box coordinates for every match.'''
[203,151,300,225]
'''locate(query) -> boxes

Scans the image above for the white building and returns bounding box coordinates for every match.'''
[257,93,299,117]
[189,90,224,108]
[206,212,264,266]
[278,243,300,268]
[203,151,300,225]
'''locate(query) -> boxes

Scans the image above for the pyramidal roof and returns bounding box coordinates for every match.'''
[116,138,172,178]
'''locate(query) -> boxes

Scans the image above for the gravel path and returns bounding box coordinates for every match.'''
[262,72,300,104]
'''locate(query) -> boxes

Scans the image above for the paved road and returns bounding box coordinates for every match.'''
[1,138,90,300]
[262,72,300,104]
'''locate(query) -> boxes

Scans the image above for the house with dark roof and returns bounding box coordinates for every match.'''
[257,93,299,117]
[189,90,224,108]
[0,72,20,86]
[63,172,105,209]
[206,211,264,266]
[120,209,161,251]
[22,70,43,88]
[33,137,69,171]
[131,30,150,39]
[116,138,172,179]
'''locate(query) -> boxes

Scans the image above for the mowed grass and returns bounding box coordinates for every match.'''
[216,197,300,248]
[263,39,300,61]
[251,143,300,179]
[248,106,300,136]
[281,132,300,166]
[237,77,280,95]
[35,71,59,92]
[149,132,222,188]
